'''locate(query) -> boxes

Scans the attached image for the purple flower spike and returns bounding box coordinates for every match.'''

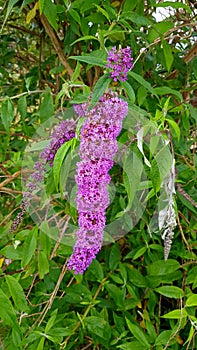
[67,91,128,274]
[10,119,76,232]
[106,46,134,82]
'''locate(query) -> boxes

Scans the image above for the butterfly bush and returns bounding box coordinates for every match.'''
[106,46,134,82]
[10,120,76,231]
[67,91,128,274]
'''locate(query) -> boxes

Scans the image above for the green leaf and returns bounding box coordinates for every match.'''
[162,40,174,72]
[69,51,107,67]
[43,0,58,31]
[84,316,111,342]
[126,318,151,348]
[188,103,197,122]
[150,158,161,193]
[148,21,174,43]
[18,96,27,131]
[155,330,174,346]
[12,327,22,347]
[88,74,111,110]
[155,1,191,13]
[39,91,54,122]
[69,9,81,24]
[155,286,184,299]
[123,0,138,12]
[121,11,152,26]
[64,284,92,304]
[121,81,135,103]
[37,337,45,350]
[186,294,197,307]
[20,0,34,11]
[47,327,74,337]
[118,341,148,350]
[162,309,188,319]
[129,71,158,97]
[105,29,126,42]
[119,263,127,283]
[21,226,38,267]
[146,259,180,276]
[154,86,182,101]
[71,35,99,45]
[85,259,104,282]
[71,61,81,82]
[0,289,21,333]
[0,245,23,260]
[137,86,147,106]
[133,247,147,260]
[127,267,147,287]
[123,152,144,210]
[177,192,197,215]
[109,243,120,270]
[39,230,51,259]
[105,284,125,307]
[1,0,20,33]
[45,309,58,333]
[95,4,111,22]
[153,144,172,184]
[183,325,195,347]
[59,151,72,196]
[6,275,29,312]
[1,98,14,131]
[38,250,49,279]
[38,0,44,13]
[53,138,74,191]
[27,140,49,152]
[166,118,180,141]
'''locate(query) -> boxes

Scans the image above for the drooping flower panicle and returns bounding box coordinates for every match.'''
[67,91,128,274]
[10,119,76,231]
[106,46,134,82]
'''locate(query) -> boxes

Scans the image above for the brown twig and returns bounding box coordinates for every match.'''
[39,14,73,78]
[177,213,191,253]
[26,273,38,300]
[0,187,22,195]
[93,66,101,86]
[37,259,68,326]
[81,341,93,350]
[134,22,197,65]
[50,216,70,260]
[24,259,68,341]
[177,184,197,209]
[0,171,21,189]
[8,23,40,36]
[0,164,9,175]
[0,268,25,278]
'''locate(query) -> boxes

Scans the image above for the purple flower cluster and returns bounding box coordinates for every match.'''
[106,46,133,82]
[10,120,76,232]
[67,91,128,274]
[40,120,76,166]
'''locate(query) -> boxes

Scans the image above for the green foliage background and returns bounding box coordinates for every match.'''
[0,0,197,349]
